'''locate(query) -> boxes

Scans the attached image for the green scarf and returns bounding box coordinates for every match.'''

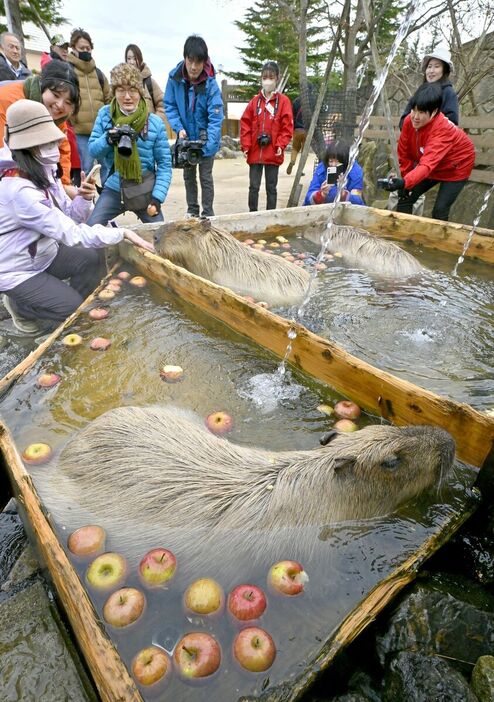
[110,97,147,182]
[23,76,66,126]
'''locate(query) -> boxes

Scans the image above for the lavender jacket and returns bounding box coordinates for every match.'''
[0,147,124,291]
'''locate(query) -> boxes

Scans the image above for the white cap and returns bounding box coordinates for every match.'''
[421,46,454,74]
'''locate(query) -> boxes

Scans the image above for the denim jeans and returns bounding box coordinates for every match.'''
[87,186,164,226]
[182,156,215,217]
[76,134,110,185]
[248,163,279,211]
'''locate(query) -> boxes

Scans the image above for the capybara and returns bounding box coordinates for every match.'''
[320,224,424,277]
[153,218,311,307]
[49,405,454,532]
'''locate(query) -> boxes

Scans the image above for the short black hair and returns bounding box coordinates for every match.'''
[410,82,442,114]
[323,140,350,169]
[261,60,279,78]
[40,61,81,115]
[11,149,51,189]
[183,35,208,62]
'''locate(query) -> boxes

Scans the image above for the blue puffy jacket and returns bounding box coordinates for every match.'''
[303,160,365,206]
[164,61,224,158]
[88,105,172,204]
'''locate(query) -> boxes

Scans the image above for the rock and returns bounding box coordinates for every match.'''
[471,656,494,702]
[383,651,478,702]
[1,543,40,592]
[0,508,27,589]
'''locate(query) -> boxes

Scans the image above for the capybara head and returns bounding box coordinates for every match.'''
[154,218,211,257]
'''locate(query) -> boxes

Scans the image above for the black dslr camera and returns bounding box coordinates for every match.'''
[377,177,391,189]
[257,133,271,147]
[108,125,138,157]
[173,129,207,168]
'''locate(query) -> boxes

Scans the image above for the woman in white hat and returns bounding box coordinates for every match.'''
[0,99,153,335]
[399,46,459,129]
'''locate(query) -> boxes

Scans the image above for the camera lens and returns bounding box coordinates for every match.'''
[117,135,133,157]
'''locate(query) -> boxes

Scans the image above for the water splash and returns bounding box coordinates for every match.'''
[452,181,494,276]
[238,371,304,414]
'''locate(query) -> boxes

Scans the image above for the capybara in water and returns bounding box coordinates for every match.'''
[153,218,311,307]
[50,405,454,532]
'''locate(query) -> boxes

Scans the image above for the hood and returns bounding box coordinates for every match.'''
[0,144,16,172]
[140,63,152,79]
[68,53,97,74]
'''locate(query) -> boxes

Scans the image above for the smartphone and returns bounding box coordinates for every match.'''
[326,164,345,185]
[86,164,101,183]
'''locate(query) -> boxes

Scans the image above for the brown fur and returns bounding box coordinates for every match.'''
[154,218,311,306]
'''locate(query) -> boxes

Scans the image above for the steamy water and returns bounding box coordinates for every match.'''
[0,269,479,702]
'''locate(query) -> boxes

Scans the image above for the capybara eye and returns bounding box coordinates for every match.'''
[381,455,400,470]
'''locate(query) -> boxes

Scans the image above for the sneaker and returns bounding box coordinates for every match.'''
[2,295,41,335]
[184,212,199,219]
[286,162,294,175]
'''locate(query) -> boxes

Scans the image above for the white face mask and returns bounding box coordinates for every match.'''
[33,141,60,166]
[262,79,276,93]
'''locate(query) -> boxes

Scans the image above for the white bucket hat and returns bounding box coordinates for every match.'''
[421,46,454,74]
[4,99,65,150]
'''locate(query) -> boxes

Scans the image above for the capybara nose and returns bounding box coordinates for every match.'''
[320,430,340,446]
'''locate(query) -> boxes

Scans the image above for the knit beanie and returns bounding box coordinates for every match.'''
[110,63,145,97]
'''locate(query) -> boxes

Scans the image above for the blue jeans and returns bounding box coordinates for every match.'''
[76,134,110,185]
[87,186,164,226]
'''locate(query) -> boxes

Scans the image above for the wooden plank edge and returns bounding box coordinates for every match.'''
[0,421,143,702]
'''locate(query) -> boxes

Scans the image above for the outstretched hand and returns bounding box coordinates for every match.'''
[122,228,155,253]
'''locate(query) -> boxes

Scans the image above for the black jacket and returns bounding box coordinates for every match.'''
[0,53,31,82]
[399,80,459,130]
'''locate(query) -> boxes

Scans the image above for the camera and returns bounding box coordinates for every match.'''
[326,164,345,185]
[257,133,271,147]
[109,125,138,157]
[377,178,391,189]
[173,129,207,168]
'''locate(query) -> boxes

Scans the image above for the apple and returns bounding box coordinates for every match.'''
[86,552,127,590]
[205,411,233,436]
[90,337,111,351]
[275,235,288,244]
[228,584,267,621]
[106,282,121,293]
[280,251,291,258]
[285,255,296,262]
[317,403,334,416]
[334,400,361,420]
[268,242,280,249]
[297,253,307,260]
[130,276,147,287]
[268,560,308,596]
[257,239,267,245]
[22,442,52,465]
[333,251,343,258]
[293,260,304,266]
[281,242,291,249]
[174,632,221,679]
[132,645,170,688]
[139,548,177,587]
[68,525,106,558]
[108,277,122,286]
[334,418,358,432]
[251,244,264,250]
[98,288,115,301]
[117,271,131,281]
[88,307,109,320]
[244,239,255,245]
[314,262,327,271]
[62,333,82,347]
[257,301,269,309]
[184,577,224,615]
[37,372,61,388]
[159,365,184,383]
[103,587,146,628]
[233,627,276,673]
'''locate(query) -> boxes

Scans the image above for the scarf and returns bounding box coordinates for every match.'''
[22,76,67,126]
[110,97,147,182]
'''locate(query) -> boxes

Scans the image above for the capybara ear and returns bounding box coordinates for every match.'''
[319,430,339,446]
[199,216,212,232]
[332,456,356,474]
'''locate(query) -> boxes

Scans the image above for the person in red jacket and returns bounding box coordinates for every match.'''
[240,61,293,211]
[382,82,475,221]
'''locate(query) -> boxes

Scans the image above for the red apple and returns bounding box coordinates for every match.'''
[281,242,291,249]
[159,365,184,383]
[268,560,308,596]
[334,400,361,420]
[98,288,115,301]
[68,525,106,558]
[106,282,121,293]
[233,627,276,673]
[129,276,147,287]
[90,337,111,351]
[228,584,267,621]
[117,271,131,281]
[108,277,123,287]
[244,239,255,245]
[257,301,269,309]
[22,442,52,465]
[62,333,82,347]
[103,587,146,628]
[174,632,221,679]
[139,548,177,587]
[86,552,127,590]
[88,307,109,320]
[334,418,358,432]
[36,372,61,388]
[205,411,233,436]
[314,262,327,271]
[132,645,171,688]
[184,578,224,615]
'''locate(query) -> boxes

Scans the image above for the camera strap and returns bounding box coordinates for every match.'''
[256,94,279,117]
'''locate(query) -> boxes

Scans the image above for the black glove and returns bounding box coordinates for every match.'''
[106,129,120,146]
[384,176,405,192]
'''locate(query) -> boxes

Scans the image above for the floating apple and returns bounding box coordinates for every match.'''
[90,337,111,351]
[334,400,361,420]
[268,242,280,249]
[98,288,115,301]
[174,632,221,680]
[281,242,291,249]
[159,365,184,383]
[130,276,147,287]
[251,244,264,250]
[317,403,334,416]
[139,548,177,587]
[244,239,255,245]
[132,645,171,688]
[22,442,52,465]
[297,253,307,260]
[257,301,269,309]
[233,627,276,673]
[62,333,82,347]
[314,262,327,271]
[205,411,233,436]
[88,307,109,320]
[108,277,122,286]
[117,271,131,281]
[285,255,296,262]
[334,418,358,432]
[333,251,343,258]
[184,578,224,615]
[68,525,106,558]
[106,282,121,293]
[228,584,267,621]
[103,587,146,628]
[275,235,288,244]
[86,552,127,590]
[37,372,61,388]
[258,239,267,245]
[268,560,308,596]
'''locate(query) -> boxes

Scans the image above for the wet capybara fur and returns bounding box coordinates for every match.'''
[154,218,311,306]
[51,405,454,532]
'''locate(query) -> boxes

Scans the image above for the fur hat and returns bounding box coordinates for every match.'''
[4,100,65,150]
[421,46,454,74]
[110,62,144,97]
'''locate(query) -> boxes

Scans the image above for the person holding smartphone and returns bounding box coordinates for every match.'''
[303,140,364,206]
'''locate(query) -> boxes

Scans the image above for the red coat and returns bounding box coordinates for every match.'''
[240,90,293,166]
[399,112,475,190]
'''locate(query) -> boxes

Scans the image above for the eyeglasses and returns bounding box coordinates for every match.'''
[115,87,140,97]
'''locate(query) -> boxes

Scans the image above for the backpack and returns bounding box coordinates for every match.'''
[95,67,105,92]
[143,75,155,107]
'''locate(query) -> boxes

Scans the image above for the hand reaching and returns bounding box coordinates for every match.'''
[122,228,155,253]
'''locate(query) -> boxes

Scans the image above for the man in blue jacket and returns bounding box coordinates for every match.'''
[164,35,224,217]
